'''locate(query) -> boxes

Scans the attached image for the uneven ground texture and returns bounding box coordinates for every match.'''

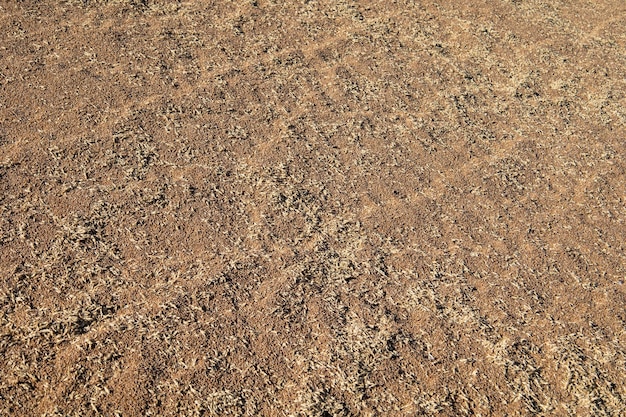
[1,0,626,415]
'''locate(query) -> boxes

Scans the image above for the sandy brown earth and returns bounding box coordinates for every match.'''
[1,0,625,415]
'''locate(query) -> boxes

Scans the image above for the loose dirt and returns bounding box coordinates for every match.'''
[1,0,625,415]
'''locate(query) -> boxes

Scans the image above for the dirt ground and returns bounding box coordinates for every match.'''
[1,0,625,415]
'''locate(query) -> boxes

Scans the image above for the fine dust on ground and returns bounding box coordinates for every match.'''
[1,0,625,416]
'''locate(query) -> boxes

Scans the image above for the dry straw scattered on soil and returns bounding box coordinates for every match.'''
[1,0,625,416]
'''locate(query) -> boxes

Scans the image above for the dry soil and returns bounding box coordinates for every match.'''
[1,0,626,416]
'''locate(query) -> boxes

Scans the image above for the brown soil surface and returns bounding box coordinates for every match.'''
[1,0,626,415]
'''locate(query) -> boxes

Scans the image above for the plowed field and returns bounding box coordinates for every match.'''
[1,1,625,415]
